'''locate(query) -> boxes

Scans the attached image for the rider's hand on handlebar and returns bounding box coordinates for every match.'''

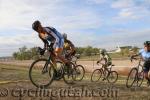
[97,61,100,64]
[130,56,134,62]
[130,55,138,62]
[38,47,45,55]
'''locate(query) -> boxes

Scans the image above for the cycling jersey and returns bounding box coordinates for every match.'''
[100,53,112,65]
[139,49,150,61]
[39,27,64,49]
[64,39,75,50]
[139,49,150,72]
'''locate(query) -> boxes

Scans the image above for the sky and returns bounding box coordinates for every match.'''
[0,0,150,57]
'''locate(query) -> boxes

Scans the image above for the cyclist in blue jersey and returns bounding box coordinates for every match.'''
[131,41,150,86]
[32,20,68,69]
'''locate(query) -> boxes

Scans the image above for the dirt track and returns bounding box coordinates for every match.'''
[0,60,150,100]
[0,59,142,76]
[0,79,150,100]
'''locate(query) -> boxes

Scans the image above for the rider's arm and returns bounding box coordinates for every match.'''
[39,35,49,50]
[97,56,104,64]
[68,40,75,53]
[131,54,140,58]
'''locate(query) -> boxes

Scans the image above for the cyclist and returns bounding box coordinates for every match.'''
[131,41,150,86]
[62,33,76,60]
[97,49,112,67]
[32,20,68,71]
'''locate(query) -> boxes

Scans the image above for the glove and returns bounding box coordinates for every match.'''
[130,55,134,62]
[97,60,100,64]
[38,47,45,55]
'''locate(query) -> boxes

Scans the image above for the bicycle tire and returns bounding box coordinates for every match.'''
[137,70,144,87]
[126,68,138,88]
[107,71,118,83]
[53,61,64,80]
[91,69,102,82]
[29,59,54,88]
[63,62,75,84]
[73,65,85,81]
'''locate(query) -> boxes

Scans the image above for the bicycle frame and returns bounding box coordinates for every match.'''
[42,46,56,73]
[98,63,112,72]
[98,63,113,79]
[132,58,143,73]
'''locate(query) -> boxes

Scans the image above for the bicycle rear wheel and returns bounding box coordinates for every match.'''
[107,71,118,83]
[91,69,102,82]
[29,59,54,88]
[73,65,85,81]
[126,68,138,88]
[63,62,75,84]
[53,61,64,80]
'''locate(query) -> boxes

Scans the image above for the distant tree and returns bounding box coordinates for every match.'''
[12,45,102,60]
[132,46,139,54]
[83,46,92,56]
[12,46,39,60]
[12,52,18,59]
[121,48,129,56]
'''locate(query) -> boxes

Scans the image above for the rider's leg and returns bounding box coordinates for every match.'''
[143,61,150,82]
[51,48,68,77]
[54,48,68,64]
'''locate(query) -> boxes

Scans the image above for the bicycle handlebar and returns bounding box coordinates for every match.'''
[97,61,106,66]
[130,56,142,63]
[38,43,54,56]
[130,57,137,62]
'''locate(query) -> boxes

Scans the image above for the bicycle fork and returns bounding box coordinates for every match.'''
[42,57,51,74]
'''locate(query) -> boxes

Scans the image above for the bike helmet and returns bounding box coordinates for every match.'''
[62,33,67,39]
[32,20,41,31]
[144,41,150,46]
[100,49,106,54]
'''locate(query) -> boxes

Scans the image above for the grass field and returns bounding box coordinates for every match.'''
[0,61,150,100]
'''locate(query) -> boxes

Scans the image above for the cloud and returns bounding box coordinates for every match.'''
[0,0,150,56]
[0,32,43,56]
[59,11,102,31]
[95,29,150,48]
[111,0,150,21]
[1,27,149,56]
[86,0,106,4]
[0,0,103,32]
[111,0,134,8]
[69,28,150,50]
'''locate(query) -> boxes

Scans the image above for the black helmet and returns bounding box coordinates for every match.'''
[32,20,41,31]
[144,41,150,46]
[62,33,67,39]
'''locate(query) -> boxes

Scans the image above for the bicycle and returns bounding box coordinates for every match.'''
[126,57,144,88]
[29,44,76,88]
[64,50,85,81]
[91,62,118,83]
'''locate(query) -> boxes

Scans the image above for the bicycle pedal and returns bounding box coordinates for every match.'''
[42,69,48,74]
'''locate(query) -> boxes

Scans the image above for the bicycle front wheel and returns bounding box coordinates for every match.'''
[73,65,85,81]
[126,68,138,88]
[29,59,54,88]
[107,71,118,83]
[91,69,102,82]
